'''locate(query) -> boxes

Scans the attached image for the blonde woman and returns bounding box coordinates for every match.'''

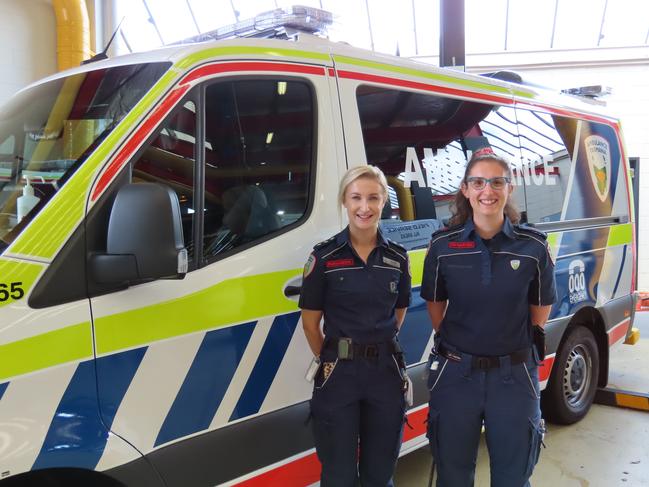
[299,166,411,487]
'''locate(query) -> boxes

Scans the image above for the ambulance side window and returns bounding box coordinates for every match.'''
[132,99,197,261]
[0,135,14,154]
[355,85,523,250]
[514,109,626,223]
[201,79,313,263]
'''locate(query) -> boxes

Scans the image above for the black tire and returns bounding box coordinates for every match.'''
[541,325,599,424]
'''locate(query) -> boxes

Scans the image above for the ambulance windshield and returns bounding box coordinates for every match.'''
[0,62,170,255]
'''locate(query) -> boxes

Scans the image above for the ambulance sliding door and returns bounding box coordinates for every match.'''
[333,65,520,367]
[87,66,343,486]
[512,105,634,319]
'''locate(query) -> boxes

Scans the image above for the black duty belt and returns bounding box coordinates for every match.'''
[438,343,528,369]
[324,337,392,360]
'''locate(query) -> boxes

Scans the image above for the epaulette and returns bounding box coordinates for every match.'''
[433,223,462,236]
[514,224,548,240]
[386,238,407,254]
[313,235,337,251]
[431,223,463,239]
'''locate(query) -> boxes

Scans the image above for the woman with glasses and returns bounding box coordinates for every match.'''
[421,151,557,487]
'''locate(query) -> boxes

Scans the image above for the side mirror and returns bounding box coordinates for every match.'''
[91,183,187,284]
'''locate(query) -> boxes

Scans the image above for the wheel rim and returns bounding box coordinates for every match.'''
[562,344,592,409]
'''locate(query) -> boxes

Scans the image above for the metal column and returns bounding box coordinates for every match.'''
[439,0,465,70]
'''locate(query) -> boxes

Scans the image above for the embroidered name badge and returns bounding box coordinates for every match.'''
[448,241,476,249]
[326,258,354,269]
[383,256,400,269]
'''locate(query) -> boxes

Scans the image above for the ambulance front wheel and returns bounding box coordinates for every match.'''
[541,325,599,425]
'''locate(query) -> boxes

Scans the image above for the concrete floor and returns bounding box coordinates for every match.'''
[394,312,649,487]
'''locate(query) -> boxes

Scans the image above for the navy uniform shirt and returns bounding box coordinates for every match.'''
[299,227,411,345]
[421,217,557,356]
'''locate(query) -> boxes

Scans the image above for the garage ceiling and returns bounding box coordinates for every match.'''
[113,0,649,56]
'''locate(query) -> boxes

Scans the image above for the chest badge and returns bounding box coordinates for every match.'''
[383,256,400,269]
[510,259,520,270]
[326,258,354,269]
[449,241,476,249]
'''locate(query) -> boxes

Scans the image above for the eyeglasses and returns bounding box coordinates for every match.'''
[465,176,511,191]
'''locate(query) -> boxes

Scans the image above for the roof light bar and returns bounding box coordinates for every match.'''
[178,5,333,44]
[561,85,612,98]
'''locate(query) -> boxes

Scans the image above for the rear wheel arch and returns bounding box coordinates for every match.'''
[571,306,609,387]
[542,306,608,424]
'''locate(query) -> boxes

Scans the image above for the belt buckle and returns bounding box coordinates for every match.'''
[364,345,378,359]
[475,357,491,369]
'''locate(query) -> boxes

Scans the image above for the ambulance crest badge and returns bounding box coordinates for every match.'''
[303,253,316,278]
[510,259,520,270]
[584,135,611,202]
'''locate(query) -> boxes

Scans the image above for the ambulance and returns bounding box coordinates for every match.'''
[0,6,638,486]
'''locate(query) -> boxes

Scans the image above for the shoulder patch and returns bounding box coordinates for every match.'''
[303,253,317,278]
[545,241,556,266]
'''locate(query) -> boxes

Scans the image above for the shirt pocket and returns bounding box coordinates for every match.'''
[326,268,362,294]
[371,265,402,297]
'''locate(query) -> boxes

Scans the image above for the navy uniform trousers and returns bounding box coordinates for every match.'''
[427,348,544,487]
[310,346,406,487]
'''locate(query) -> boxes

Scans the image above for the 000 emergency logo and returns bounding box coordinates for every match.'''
[568,259,587,304]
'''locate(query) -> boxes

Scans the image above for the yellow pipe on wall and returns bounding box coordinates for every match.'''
[53,0,92,71]
[387,176,415,221]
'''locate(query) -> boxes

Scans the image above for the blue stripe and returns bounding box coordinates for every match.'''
[0,382,8,401]
[155,322,256,446]
[230,313,300,421]
[400,287,433,365]
[96,347,147,428]
[32,348,145,470]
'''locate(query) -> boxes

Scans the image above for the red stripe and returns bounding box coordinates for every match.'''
[402,406,428,442]
[539,355,555,382]
[235,452,321,487]
[336,70,514,105]
[514,101,615,126]
[91,61,324,202]
[334,68,616,127]
[608,318,631,346]
[181,62,325,85]
[91,85,190,201]
[234,406,429,486]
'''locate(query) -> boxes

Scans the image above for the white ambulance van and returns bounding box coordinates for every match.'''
[0,11,638,486]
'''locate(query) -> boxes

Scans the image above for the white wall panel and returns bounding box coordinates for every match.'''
[0,0,56,106]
